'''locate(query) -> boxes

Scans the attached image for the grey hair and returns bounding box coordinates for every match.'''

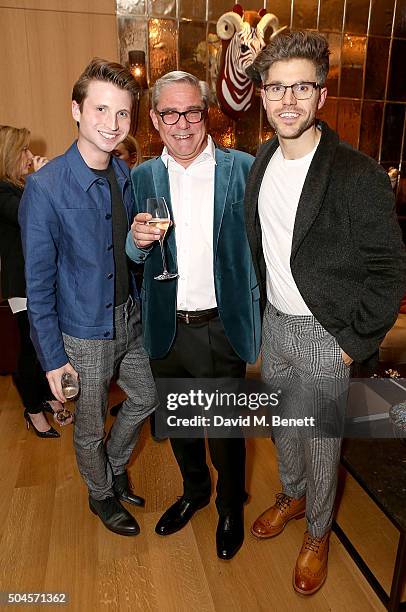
[151,71,212,110]
[252,31,330,86]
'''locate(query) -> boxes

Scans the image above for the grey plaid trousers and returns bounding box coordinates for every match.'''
[63,297,158,500]
[261,301,350,537]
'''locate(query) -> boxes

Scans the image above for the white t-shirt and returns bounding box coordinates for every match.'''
[258,143,318,315]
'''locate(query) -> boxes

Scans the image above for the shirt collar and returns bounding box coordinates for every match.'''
[65,141,129,192]
[161,135,216,169]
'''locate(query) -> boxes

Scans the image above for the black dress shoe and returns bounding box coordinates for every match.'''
[89,496,140,536]
[113,472,145,507]
[216,511,244,560]
[155,496,210,536]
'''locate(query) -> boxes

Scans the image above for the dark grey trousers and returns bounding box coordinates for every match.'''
[63,297,158,500]
[261,301,350,537]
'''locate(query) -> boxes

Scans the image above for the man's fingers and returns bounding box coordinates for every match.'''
[46,363,78,403]
[48,375,66,403]
[131,214,165,249]
[136,222,161,237]
[131,222,162,249]
[340,350,353,366]
[32,156,49,171]
[65,363,79,379]
[134,232,160,244]
[134,212,152,223]
[132,214,161,236]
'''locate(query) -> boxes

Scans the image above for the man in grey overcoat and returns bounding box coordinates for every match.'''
[244,31,405,595]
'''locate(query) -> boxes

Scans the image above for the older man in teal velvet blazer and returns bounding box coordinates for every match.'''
[126,146,260,364]
[126,71,260,561]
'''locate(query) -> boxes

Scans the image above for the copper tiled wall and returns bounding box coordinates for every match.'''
[117,0,406,213]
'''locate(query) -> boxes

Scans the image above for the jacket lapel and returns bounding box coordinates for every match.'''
[244,135,279,293]
[245,135,278,232]
[213,147,233,257]
[151,158,177,265]
[291,122,340,260]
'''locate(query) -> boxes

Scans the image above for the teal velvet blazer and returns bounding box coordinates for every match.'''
[126,146,261,363]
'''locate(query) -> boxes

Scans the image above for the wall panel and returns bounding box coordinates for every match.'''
[114,0,405,208]
[0,1,117,158]
[26,10,118,155]
[0,0,114,14]
[0,9,33,130]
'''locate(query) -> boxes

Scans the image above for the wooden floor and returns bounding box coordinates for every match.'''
[0,374,403,612]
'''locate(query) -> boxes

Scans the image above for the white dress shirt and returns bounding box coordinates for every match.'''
[161,135,217,311]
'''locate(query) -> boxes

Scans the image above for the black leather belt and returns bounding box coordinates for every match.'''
[176,308,218,324]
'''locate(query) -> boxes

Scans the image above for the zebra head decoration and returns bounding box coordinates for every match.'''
[216,4,286,120]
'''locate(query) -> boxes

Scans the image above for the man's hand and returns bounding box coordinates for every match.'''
[46,363,78,403]
[131,212,163,248]
[341,350,354,367]
[32,155,49,172]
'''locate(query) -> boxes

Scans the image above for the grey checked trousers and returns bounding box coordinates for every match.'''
[63,297,158,500]
[261,301,350,537]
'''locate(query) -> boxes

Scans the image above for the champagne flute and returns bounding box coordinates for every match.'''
[146,197,178,281]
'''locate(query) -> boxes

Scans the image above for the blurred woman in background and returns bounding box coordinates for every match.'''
[112,134,142,169]
[0,125,63,438]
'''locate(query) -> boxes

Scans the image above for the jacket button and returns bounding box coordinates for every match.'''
[107,244,113,251]
[104,331,110,337]
[107,273,113,279]
[106,303,112,308]
[140,254,145,260]
[105,213,112,220]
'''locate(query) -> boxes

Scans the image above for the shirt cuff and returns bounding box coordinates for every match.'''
[125,231,152,263]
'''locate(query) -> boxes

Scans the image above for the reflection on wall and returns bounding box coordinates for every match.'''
[117,0,406,212]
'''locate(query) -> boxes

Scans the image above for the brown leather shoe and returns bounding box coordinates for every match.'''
[251,493,306,539]
[293,530,330,595]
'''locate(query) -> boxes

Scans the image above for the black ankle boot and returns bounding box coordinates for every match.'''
[113,472,145,507]
[89,496,140,536]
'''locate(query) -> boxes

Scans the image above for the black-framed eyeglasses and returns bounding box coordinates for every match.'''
[156,108,207,125]
[262,82,320,101]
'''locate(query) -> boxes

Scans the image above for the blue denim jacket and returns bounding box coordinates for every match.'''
[19,142,136,372]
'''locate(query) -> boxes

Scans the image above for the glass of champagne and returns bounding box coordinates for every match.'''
[146,197,178,281]
[57,372,79,424]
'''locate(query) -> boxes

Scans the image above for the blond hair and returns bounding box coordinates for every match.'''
[0,125,30,187]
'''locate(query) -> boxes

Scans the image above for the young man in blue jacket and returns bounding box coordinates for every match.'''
[19,59,158,537]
